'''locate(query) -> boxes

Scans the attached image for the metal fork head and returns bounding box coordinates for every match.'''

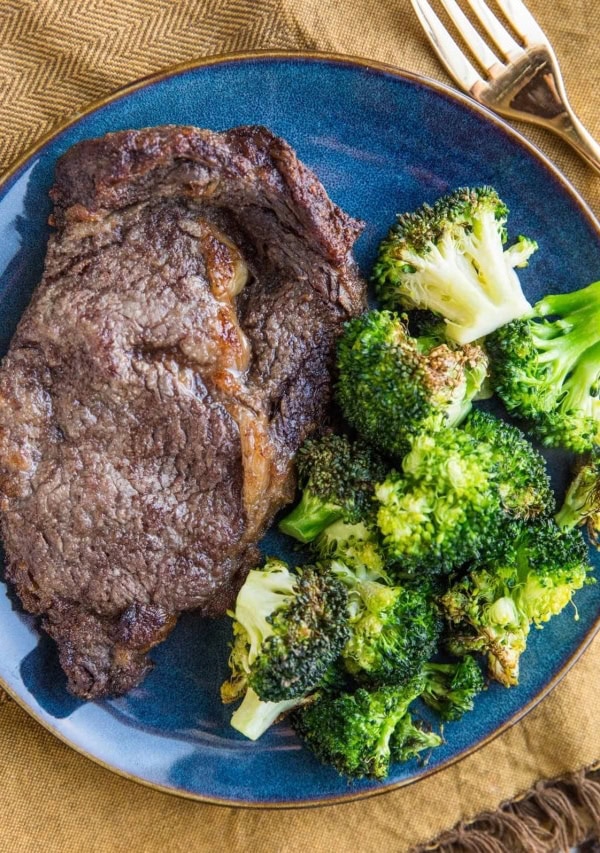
[411,0,600,174]
[411,0,564,122]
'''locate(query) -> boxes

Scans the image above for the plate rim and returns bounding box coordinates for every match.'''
[1,48,599,810]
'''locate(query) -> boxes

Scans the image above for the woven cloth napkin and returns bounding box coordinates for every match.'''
[1,2,599,851]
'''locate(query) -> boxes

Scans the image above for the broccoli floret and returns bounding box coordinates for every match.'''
[278,434,386,543]
[375,429,502,573]
[221,558,350,737]
[442,520,591,686]
[374,418,555,573]
[390,713,443,762]
[421,656,485,721]
[292,679,436,779]
[229,688,307,742]
[445,604,527,688]
[229,657,359,742]
[488,281,600,452]
[556,451,600,537]
[328,559,443,685]
[372,187,536,344]
[336,310,489,457]
[462,410,555,519]
[313,519,387,577]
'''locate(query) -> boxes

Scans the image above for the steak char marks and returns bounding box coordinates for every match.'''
[0,126,365,698]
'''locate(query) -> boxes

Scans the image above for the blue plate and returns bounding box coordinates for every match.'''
[1,52,599,807]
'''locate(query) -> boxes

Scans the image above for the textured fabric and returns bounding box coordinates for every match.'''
[415,766,600,852]
[0,1,599,851]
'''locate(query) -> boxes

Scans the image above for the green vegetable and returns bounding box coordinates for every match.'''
[487,281,600,451]
[372,187,536,344]
[313,519,386,577]
[556,451,600,537]
[375,429,502,573]
[335,310,488,457]
[229,689,306,742]
[278,434,386,543]
[421,656,485,721]
[221,183,600,773]
[390,713,444,762]
[462,410,555,520]
[442,520,591,686]
[328,559,442,686]
[292,679,441,779]
[221,558,350,739]
[374,411,556,573]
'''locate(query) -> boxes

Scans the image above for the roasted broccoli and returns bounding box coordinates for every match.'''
[390,713,444,762]
[421,656,485,721]
[462,410,555,520]
[556,452,600,539]
[278,434,386,543]
[442,520,591,686]
[375,429,502,573]
[328,558,443,685]
[292,678,441,779]
[221,558,350,739]
[372,187,537,344]
[487,281,600,452]
[374,412,557,573]
[336,310,489,457]
[313,519,386,577]
[229,689,308,742]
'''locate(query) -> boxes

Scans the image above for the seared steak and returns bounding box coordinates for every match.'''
[0,126,365,698]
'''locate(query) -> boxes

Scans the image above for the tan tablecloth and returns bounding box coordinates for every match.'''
[0,2,599,851]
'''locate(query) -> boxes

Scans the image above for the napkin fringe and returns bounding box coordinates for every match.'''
[414,764,600,853]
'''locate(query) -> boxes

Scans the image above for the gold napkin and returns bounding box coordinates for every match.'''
[1,2,599,851]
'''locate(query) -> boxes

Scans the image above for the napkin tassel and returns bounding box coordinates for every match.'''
[414,764,600,853]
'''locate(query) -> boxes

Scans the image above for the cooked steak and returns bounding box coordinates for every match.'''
[0,126,365,699]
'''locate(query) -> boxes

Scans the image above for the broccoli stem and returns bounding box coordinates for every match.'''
[563,340,600,407]
[470,209,523,306]
[375,715,403,767]
[358,580,398,612]
[534,315,599,374]
[278,491,343,543]
[535,280,600,318]
[532,282,600,381]
[230,688,303,740]
[555,504,580,530]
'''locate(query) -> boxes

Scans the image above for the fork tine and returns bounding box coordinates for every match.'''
[439,0,503,72]
[465,0,522,58]
[411,0,484,93]
[494,0,550,47]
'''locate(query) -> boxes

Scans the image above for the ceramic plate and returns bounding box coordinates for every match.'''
[1,52,599,807]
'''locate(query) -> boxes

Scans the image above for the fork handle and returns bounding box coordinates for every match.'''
[555,108,600,176]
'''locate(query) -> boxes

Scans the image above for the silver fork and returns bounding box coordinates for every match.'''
[411,0,600,174]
